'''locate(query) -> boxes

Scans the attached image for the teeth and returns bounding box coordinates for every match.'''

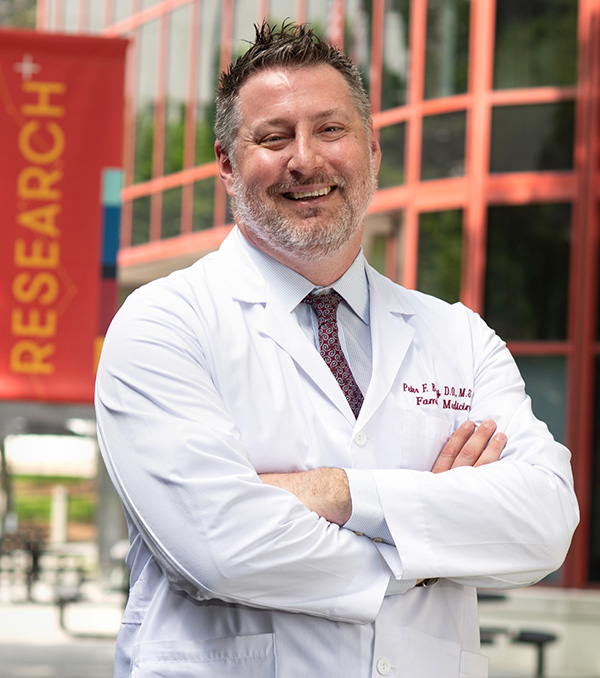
[287,186,333,200]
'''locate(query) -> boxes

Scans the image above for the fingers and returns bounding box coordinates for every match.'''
[431,420,507,474]
[452,420,506,469]
[431,420,476,473]
[473,428,507,468]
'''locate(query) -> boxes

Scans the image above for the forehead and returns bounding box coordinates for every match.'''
[236,64,359,127]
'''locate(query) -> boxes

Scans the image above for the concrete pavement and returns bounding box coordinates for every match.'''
[2,550,600,678]
[0,562,122,678]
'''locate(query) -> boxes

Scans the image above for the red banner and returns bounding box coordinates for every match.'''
[0,29,127,403]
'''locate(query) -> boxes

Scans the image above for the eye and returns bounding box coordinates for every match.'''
[260,134,288,148]
[320,125,345,138]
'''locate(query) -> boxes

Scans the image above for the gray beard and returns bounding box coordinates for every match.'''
[231,168,376,260]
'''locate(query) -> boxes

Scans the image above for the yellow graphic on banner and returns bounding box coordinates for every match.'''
[10,80,66,376]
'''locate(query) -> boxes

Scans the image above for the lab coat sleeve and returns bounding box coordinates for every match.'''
[94,281,393,624]
[372,304,579,589]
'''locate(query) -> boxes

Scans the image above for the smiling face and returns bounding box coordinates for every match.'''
[216,64,381,275]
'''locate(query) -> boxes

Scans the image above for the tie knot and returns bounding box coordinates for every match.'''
[302,291,343,324]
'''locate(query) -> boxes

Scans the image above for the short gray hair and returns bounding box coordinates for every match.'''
[215,21,372,157]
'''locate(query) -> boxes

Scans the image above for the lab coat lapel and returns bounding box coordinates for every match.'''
[220,230,357,424]
[362,268,416,421]
[258,299,357,424]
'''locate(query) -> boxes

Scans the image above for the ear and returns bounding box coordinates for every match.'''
[368,122,382,176]
[215,141,236,197]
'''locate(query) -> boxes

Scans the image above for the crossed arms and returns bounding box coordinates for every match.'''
[260,419,507,526]
[96,275,579,617]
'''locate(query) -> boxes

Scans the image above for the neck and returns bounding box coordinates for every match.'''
[284,251,358,287]
[239,227,363,287]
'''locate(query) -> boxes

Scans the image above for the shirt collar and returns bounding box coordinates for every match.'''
[237,230,370,325]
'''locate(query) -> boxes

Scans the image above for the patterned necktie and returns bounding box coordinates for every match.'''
[303,291,364,418]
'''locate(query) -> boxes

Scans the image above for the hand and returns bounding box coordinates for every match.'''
[259,467,352,525]
[431,420,507,474]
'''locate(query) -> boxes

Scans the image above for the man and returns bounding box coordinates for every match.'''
[95,22,578,678]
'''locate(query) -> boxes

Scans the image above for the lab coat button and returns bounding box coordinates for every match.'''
[376,657,392,675]
[354,431,367,446]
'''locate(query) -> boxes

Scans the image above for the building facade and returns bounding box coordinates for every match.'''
[36,0,600,589]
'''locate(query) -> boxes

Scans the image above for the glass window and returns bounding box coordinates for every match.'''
[142,0,161,8]
[307,0,327,27]
[485,203,571,341]
[490,102,575,173]
[421,111,466,180]
[135,20,160,183]
[589,359,600,582]
[131,196,151,246]
[120,201,133,249]
[380,0,410,110]
[343,0,372,94]
[417,210,462,304]
[193,178,216,231]
[162,187,183,239]
[378,123,405,189]
[368,235,388,276]
[364,212,403,279]
[225,191,234,226]
[64,0,78,31]
[195,0,221,165]
[114,0,131,24]
[268,0,296,25]
[87,0,104,32]
[494,0,577,89]
[514,356,566,443]
[424,0,469,100]
[164,6,190,175]
[233,3,260,58]
[134,106,156,183]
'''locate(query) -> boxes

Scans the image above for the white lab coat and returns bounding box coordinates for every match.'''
[95,227,578,678]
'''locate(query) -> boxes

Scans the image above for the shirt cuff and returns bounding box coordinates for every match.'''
[345,470,416,595]
[344,468,395,545]
[385,576,418,596]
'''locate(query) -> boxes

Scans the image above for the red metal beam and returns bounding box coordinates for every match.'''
[118,224,233,268]
[462,0,495,314]
[369,0,385,116]
[403,0,427,291]
[36,0,48,28]
[295,0,307,25]
[103,0,194,37]
[53,0,64,29]
[506,342,572,356]
[258,0,269,22]
[213,0,234,228]
[181,0,202,235]
[120,0,143,248]
[485,172,577,204]
[329,0,346,49]
[563,0,600,589]
[149,12,170,241]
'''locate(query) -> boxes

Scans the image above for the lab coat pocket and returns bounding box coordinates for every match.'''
[130,633,276,678]
[398,410,452,470]
[459,650,489,677]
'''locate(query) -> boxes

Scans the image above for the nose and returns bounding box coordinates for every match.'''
[287,132,324,175]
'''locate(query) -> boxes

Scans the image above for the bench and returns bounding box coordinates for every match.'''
[480,626,558,678]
